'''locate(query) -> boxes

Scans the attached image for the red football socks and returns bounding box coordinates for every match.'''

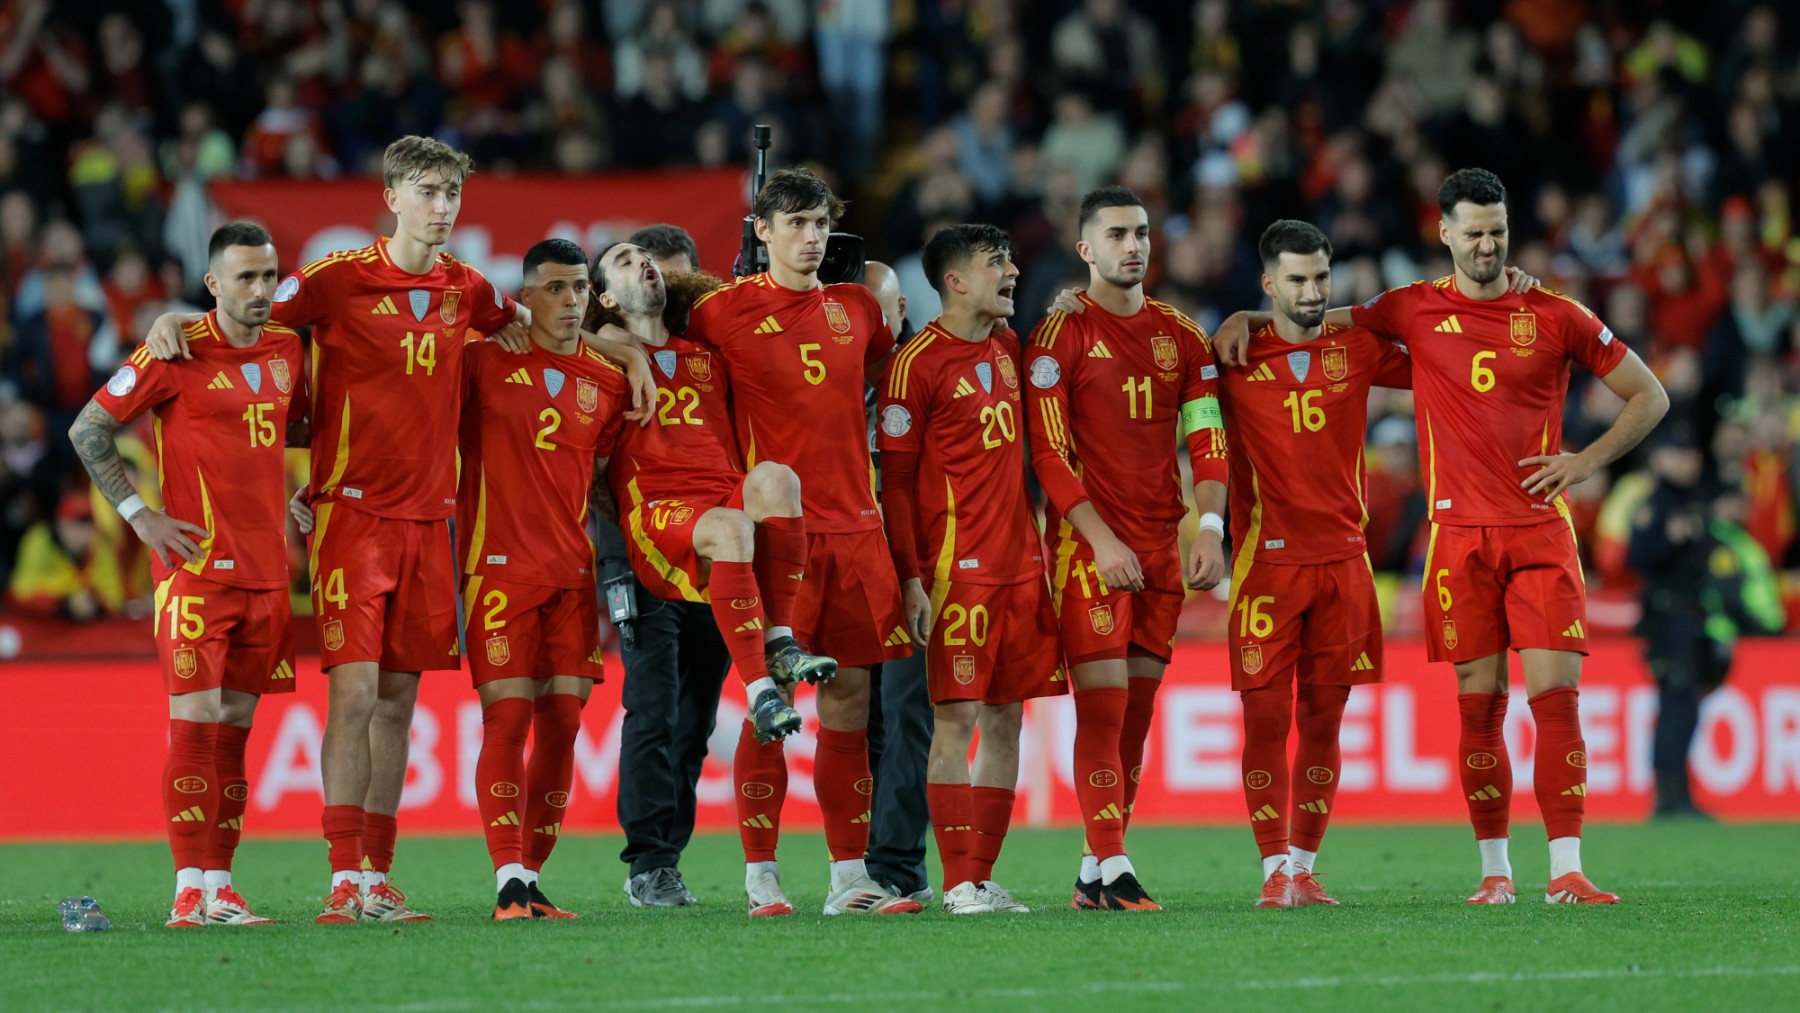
[475,696,532,870]
[1530,687,1587,840]
[1290,684,1350,852]
[1119,677,1161,826]
[709,560,773,686]
[321,804,365,875]
[208,722,252,871]
[1239,685,1293,858]
[362,811,398,875]
[164,719,219,871]
[525,693,584,871]
[1458,692,1513,840]
[754,515,807,633]
[1072,687,1129,860]
[813,726,873,862]
[926,781,974,889]
[969,786,1015,884]
[734,723,787,862]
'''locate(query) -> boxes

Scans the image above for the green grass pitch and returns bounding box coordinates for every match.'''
[3,823,1795,1011]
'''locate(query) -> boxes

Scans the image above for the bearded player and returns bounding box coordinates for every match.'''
[879,224,1063,915]
[70,222,304,928]
[590,240,839,914]
[1217,221,1413,908]
[1215,169,1668,904]
[687,168,921,916]
[456,239,631,920]
[1025,186,1228,911]
[146,136,653,923]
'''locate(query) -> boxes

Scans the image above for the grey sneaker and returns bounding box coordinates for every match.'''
[765,636,838,688]
[624,867,690,908]
[749,686,803,744]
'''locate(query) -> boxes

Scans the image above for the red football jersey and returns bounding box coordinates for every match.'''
[272,237,516,521]
[1218,321,1413,566]
[95,313,307,589]
[608,334,743,512]
[456,342,627,590]
[877,322,1042,585]
[687,273,895,533]
[1026,293,1229,552]
[1351,279,1628,526]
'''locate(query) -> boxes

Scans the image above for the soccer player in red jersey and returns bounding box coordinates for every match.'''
[878,224,1064,915]
[1217,221,1413,908]
[589,241,839,916]
[454,239,630,921]
[1025,187,1229,911]
[69,222,304,928]
[1216,169,1668,905]
[686,168,920,916]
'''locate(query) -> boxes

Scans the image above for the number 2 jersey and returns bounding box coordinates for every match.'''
[94,313,307,589]
[876,322,1042,586]
[1218,321,1412,566]
[456,341,629,590]
[687,273,895,534]
[1350,278,1628,527]
[1026,293,1228,553]
[272,236,517,521]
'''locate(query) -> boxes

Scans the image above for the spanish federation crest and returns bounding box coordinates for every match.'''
[686,352,712,382]
[1510,312,1537,346]
[576,377,599,412]
[822,301,851,334]
[239,362,263,393]
[1287,350,1311,383]
[996,353,1018,388]
[486,634,511,666]
[953,655,976,685]
[440,289,461,325]
[654,350,678,378]
[173,646,198,680]
[543,368,566,399]
[1322,345,1348,381]
[408,289,430,321]
[975,362,994,393]
[1089,604,1115,636]
[323,619,345,652]
[1240,644,1264,675]
[1442,620,1459,651]
[1151,335,1179,370]
[270,358,291,393]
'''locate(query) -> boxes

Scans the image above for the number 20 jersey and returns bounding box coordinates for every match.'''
[271,236,516,521]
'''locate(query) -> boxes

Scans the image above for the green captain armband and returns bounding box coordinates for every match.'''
[1181,396,1223,437]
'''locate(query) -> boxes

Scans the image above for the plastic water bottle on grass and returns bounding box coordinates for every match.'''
[58,896,110,932]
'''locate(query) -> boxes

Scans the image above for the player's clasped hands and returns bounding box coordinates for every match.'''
[128,509,210,568]
[1518,451,1597,501]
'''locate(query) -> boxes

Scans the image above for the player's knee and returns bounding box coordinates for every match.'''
[934,702,978,741]
[744,461,801,515]
[979,702,1023,742]
[326,675,380,722]
[697,508,756,561]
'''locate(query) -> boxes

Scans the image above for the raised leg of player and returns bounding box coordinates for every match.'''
[164,692,222,928]
[1454,653,1516,903]
[1118,671,1163,827]
[1239,677,1295,908]
[523,680,589,919]
[695,506,803,745]
[741,463,837,688]
[1520,649,1617,904]
[1288,683,1350,906]
[926,700,982,908]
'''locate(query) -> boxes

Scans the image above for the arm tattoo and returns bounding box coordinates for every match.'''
[68,400,138,509]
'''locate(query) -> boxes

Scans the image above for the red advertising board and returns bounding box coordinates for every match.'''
[4,639,1796,840]
[208,169,749,286]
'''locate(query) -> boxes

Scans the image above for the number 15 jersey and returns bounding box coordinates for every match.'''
[272,236,516,521]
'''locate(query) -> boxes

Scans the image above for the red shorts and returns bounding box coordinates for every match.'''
[1050,537,1184,666]
[309,503,459,672]
[460,575,604,685]
[1228,557,1383,691]
[794,528,910,668]
[153,571,296,696]
[622,482,746,603]
[926,577,1067,704]
[1422,517,1588,664]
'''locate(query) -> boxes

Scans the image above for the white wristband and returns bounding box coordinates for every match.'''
[1199,512,1225,537]
[117,494,148,521]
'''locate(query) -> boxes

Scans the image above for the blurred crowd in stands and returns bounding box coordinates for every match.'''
[0,0,1795,636]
